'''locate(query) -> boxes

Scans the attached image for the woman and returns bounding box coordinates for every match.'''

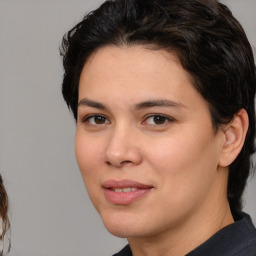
[60,0,256,255]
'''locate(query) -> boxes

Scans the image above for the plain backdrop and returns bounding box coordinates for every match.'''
[0,0,255,255]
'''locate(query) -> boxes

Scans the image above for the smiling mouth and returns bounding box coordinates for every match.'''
[103,180,153,204]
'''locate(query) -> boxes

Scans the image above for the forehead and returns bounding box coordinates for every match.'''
[78,46,212,123]
[79,45,192,96]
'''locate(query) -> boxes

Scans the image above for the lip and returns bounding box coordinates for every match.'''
[102,179,153,205]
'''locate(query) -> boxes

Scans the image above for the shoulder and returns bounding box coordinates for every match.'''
[188,211,256,256]
[231,211,256,256]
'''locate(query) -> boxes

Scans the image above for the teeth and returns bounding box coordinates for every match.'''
[112,187,137,192]
[123,187,131,192]
[114,188,123,192]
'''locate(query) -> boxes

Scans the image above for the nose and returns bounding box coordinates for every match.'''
[104,126,142,167]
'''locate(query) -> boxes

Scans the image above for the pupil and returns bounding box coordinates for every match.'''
[154,116,166,124]
[95,116,105,124]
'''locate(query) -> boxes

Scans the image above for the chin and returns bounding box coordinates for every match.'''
[104,221,137,238]
[100,211,146,238]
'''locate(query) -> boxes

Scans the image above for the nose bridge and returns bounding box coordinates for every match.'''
[105,122,142,167]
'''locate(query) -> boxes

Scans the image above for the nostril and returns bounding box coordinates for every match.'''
[106,161,112,166]
[105,160,132,167]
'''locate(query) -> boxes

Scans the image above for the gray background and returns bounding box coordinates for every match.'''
[0,0,255,255]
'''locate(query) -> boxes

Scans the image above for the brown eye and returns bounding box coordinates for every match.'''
[85,115,110,125]
[94,116,107,124]
[153,115,168,124]
[144,115,173,125]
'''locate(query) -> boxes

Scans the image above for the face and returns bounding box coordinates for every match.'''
[76,45,226,239]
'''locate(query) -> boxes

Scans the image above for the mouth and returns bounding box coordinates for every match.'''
[102,179,153,205]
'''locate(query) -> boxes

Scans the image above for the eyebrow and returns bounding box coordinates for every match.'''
[78,98,107,110]
[77,98,186,111]
[134,99,186,110]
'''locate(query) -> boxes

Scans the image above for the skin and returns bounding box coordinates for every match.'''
[75,45,244,256]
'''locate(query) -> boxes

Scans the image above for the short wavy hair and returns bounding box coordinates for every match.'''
[60,0,256,211]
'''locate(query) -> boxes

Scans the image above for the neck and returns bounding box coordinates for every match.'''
[128,168,234,256]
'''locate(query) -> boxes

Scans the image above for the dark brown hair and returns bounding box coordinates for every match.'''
[0,174,9,253]
[60,0,256,211]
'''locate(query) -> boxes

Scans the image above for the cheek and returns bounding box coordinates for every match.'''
[75,133,107,213]
[145,130,219,203]
[75,133,103,187]
[75,132,102,168]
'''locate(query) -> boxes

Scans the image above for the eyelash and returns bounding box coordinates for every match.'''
[81,115,110,125]
[142,114,174,125]
[81,114,174,126]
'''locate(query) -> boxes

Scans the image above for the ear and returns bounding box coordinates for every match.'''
[218,109,249,167]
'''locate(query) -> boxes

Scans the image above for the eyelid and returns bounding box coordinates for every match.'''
[142,114,175,125]
[80,114,110,124]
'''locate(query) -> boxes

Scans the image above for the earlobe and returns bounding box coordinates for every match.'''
[218,109,249,167]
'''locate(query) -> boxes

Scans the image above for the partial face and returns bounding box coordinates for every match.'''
[76,46,225,239]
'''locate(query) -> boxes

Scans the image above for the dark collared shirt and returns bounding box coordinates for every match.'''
[113,212,256,256]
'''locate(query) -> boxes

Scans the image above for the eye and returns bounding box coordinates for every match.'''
[83,115,110,125]
[143,114,173,125]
